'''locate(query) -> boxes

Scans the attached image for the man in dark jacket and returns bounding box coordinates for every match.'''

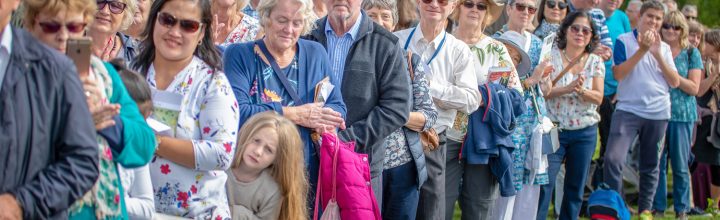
[304,0,413,205]
[0,1,99,219]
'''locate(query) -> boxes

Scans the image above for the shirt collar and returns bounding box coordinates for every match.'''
[1,24,13,56]
[413,23,446,47]
[325,13,364,40]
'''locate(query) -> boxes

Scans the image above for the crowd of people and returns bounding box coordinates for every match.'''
[0,0,719,219]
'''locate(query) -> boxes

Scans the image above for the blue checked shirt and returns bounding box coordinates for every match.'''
[568,3,613,48]
[325,15,363,84]
[242,5,259,20]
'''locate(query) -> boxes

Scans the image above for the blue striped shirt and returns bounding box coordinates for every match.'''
[325,15,363,83]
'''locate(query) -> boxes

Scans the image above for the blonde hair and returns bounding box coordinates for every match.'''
[22,0,97,29]
[663,11,689,49]
[257,0,317,36]
[118,0,138,31]
[233,112,308,220]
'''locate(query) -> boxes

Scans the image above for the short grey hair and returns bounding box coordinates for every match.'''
[118,0,138,31]
[362,0,399,26]
[627,0,643,9]
[257,0,317,36]
[681,4,697,14]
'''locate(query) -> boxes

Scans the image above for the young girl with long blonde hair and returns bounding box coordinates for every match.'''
[226,112,308,220]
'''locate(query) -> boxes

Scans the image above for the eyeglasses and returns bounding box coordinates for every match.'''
[420,0,450,6]
[569,24,592,36]
[157,12,203,33]
[662,23,682,31]
[97,0,127,14]
[513,3,537,14]
[37,21,87,33]
[546,0,567,10]
[462,1,488,10]
[685,16,697,21]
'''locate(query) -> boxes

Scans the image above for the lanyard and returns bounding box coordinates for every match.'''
[404,27,447,65]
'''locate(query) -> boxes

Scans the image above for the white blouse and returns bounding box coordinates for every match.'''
[146,56,240,219]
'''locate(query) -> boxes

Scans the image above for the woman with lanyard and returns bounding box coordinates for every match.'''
[393,0,480,219]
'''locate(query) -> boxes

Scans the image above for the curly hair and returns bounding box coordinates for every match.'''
[257,0,317,36]
[555,11,600,53]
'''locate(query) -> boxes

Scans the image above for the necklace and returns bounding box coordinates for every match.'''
[562,49,583,63]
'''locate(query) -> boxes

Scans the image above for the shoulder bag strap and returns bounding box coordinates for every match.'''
[552,52,587,86]
[256,40,303,104]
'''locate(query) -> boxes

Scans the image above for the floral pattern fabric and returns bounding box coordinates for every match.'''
[146,56,239,219]
[220,15,260,47]
[546,48,604,130]
[670,47,703,122]
[384,61,438,169]
[248,53,300,107]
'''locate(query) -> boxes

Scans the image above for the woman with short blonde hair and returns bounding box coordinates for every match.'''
[86,0,138,61]
[212,0,261,46]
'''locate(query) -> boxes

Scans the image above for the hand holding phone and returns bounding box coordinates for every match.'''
[66,38,92,77]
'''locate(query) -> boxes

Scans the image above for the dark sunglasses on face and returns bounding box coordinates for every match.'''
[97,0,127,14]
[662,23,682,31]
[462,1,488,10]
[421,0,449,6]
[546,0,567,9]
[513,3,537,14]
[38,21,87,33]
[569,24,592,36]
[157,12,203,33]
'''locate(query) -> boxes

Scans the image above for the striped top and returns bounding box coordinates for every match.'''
[324,15,363,84]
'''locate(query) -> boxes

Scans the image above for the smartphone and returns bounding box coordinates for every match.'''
[66,38,92,77]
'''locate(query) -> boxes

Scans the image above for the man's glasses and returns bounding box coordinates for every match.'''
[662,23,682,31]
[38,21,87,33]
[546,0,567,10]
[462,1,488,10]
[157,12,203,33]
[513,3,537,14]
[569,24,592,36]
[421,0,449,6]
[97,0,127,14]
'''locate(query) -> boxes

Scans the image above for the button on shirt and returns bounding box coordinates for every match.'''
[394,27,479,133]
[325,15,363,84]
[614,30,677,120]
[0,24,13,92]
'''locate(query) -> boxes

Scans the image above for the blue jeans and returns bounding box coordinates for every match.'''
[538,124,598,220]
[653,121,693,213]
[382,161,419,220]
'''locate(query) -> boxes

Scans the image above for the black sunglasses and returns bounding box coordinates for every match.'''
[421,0,450,6]
[662,23,682,31]
[157,12,203,33]
[462,1,488,10]
[37,21,87,33]
[513,3,537,14]
[97,0,127,14]
[546,0,567,10]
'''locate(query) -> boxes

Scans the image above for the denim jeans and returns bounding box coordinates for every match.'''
[382,161,419,220]
[653,121,693,214]
[538,124,598,220]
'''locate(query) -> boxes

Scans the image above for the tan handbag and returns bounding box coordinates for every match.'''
[407,51,440,151]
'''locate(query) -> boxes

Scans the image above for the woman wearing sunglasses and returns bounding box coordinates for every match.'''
[211,0,261,46]
[87,0,136,62]
[534,0,568,39]
[132,0,239,218]
[23,0,157,219]
[538,11,604,220]
[651,11,703,218]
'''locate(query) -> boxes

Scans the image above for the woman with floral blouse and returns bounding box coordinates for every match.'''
[539,12,605,220]
[132,0,239,218]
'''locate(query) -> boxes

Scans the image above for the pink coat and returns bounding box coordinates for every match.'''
[316,133,381,220]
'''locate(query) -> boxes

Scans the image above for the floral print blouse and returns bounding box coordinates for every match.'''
[147,57,239,219]
[670,47,703,122]
[448,36,523,141]
[383,60,438,169]
[546,48,604,130]
[220,15,260,47]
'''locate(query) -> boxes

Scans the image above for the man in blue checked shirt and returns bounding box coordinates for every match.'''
[568,0,613,61]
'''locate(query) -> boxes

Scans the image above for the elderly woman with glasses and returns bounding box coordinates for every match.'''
[223,0,346,211]
[131,0,240,218]
[534,0,568,39]
[22,0,156,219]
[652,11,703,218]
[87,0,137,61]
